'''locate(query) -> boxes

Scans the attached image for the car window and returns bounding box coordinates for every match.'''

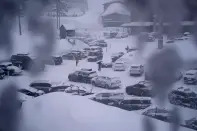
[89,72,97,77]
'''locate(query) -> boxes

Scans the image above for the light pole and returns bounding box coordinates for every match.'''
[18,5,22,35]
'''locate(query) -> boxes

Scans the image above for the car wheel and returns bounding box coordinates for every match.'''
[105,84,110,89]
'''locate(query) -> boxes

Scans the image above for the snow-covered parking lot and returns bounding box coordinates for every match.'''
[1,34,197,131]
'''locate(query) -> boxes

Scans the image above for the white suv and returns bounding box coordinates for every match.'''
[130,64,144,76]
[113,61,126,71]
[184,70,197,84]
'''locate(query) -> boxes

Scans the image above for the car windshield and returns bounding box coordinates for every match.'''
[89,72,97,77]
[131,66,140,69]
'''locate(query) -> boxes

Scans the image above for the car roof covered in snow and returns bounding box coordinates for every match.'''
[123,96,152,101]
[31,80,51,84]
[101,3,130,16]
[130,64,143,67]
[0,62,12,66]
[185,69,197,74]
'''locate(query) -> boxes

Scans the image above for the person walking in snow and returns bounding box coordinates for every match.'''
[97,61,102,71]
[125,45,129,53]
[75,56,79,66]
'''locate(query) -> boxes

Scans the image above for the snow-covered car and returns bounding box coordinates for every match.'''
[0,68,5,79]
[143,107,173,122]
[18,88,43,97]
[87,56,100,62]
[129,64,144,76]
[68,69,98,83]
[101,62,112,68]
[185,117,197,130]
[93,92,124,101]
[43,56,63,65]
[184,70,197,84]
[11,54,45,71]
[118,97,151,111]
[115,32,128,38]
[166,40,175,43]
[126,81,152,97]
[168,87,197,109]
[111,52,124,62]
[6,66,22,76]
[65,85,93,96]
[113,61,126,71]
[91,76,122,89]
[88,50,103,61]
[30,80,52,93]
[184,32,191,37]
[95,40,107,47]
[89,46,103,52]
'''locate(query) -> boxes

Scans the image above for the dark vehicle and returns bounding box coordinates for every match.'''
[101,62,112,68]
[185,118,197,130]
[30,80,52,93]
[44,56,63,65]
[18,89,41,97]
[111,52,124,62]
[126,81,152,97]
[95,40,107,47]
[143,107,173,122]
[168,87,197,109]
[11,54,45,71]
[11,54,32,70]
[68,69,98,83]
[87,56,100,62]
[49,85,70,93]
[0,62,12,75]
[118,98,151,111]
[0,68,5,79]
[62,50,86,60]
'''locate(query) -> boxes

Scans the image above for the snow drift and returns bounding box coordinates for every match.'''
[20,93,192,131]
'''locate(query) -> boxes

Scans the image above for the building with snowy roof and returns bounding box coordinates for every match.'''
[101,1,131,27]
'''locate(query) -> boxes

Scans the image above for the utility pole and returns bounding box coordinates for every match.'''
[18,4,22,35]
[158,17,163,49]
[56,0,59,29]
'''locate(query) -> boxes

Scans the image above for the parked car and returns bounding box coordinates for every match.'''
[129,64,144,76]
[11,54,45,71]
[113,61,126,71]
[43,56,63,65]
[87,56,100,62]
[116,32,128,38]
[30,80,52,93]
[139,32,155,42]
[126,81,152,97]
[62,50,85,60]
[11,54,32,70]
[184,70,197,84]
[65,85,93,96]
[143,107,173,122]
[18,88,43,97]
[101,62,112,68]
[95,40,107,47]
[168,87,197,109]
[0,68,5,79]
[91,76,122,89]
[68,69,98,83]
[88,50,103,60]
[117,97,151,111]
[48,85,70,93]
[111,52,124,62]
[93,92,124,101]
[0,62,13,75]
[6,66,22,76]
[89,46,103,52]
[185,117,197,130]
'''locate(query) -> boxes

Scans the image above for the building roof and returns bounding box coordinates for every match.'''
[121,21,196,27]
[101,3,130,16]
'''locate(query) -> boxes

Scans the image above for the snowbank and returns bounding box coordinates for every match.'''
[20,93,192,131]
[102,3,130,16]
